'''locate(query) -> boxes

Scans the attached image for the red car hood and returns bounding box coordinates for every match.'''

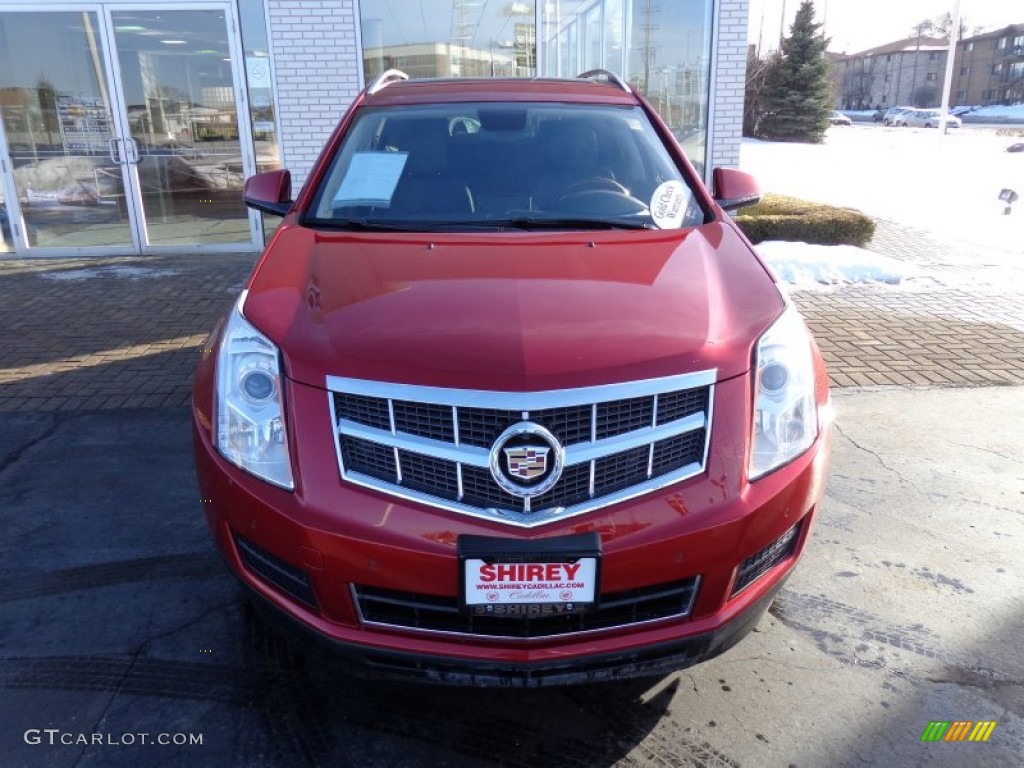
[243,221,783,391]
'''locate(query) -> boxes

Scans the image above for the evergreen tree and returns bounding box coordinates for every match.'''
[758,1,833,142]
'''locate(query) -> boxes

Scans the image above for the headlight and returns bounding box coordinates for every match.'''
[215,293,294,489]
[749,303,818,480]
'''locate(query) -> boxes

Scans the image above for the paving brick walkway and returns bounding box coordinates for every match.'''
[793,219,1024,388]
[0,253,254,412]
[1,218,1021,412]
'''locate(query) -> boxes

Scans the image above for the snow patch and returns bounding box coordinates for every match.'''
[42,265,181,281]
[755,241,921,288]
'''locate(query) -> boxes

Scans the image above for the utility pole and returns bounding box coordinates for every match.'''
[639,0,659,94]
[779,0,788,48]
[938,0,962,133]
[452,0,470,76]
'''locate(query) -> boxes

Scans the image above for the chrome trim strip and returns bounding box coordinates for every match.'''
[328,390,347,476]
[563,413,705,465]
[702,383,716,469]
[352,575,701,642]
[356,611,692,642]
[326,371,717,410]
[349,582,366,624]
[339,460,705,528]
[337,419,492,467]
[338,413,705,469]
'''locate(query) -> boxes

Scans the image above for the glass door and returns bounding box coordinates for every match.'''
[105,4,256,249]
[0,10,135,251]
[0,3,258,255]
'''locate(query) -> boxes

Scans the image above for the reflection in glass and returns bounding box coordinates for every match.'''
[112,10,250,246]
[238,0,282,240]
[0,12,132,249]
[360,0,536,80]
[627,0,713,173]
[356,2,712,172]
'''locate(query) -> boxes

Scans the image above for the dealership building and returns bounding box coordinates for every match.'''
[0,0,748,257]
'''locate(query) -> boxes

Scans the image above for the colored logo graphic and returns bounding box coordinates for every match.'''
[920,721,996,742]
[504,445,549,480]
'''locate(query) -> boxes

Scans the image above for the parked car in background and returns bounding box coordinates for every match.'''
[882,107,912,126]
[193,69,833,686]
[829,111,852,126]
[897,109,961,129]
[872,108,885,123]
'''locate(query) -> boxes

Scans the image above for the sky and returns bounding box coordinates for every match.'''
[747,0,1018,54]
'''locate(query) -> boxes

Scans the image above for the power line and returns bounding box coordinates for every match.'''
[419,0,429,43]
[470,0,494,47]
[382,0,407,44]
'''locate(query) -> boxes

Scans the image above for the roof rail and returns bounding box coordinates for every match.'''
[577,69,632,94]
[367,69,409,95]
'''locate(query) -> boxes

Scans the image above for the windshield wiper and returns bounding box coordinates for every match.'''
[489,216,654,231]
[312,218,424,232]
[311,216,655,232]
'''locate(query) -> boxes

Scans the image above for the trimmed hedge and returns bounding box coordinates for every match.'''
[735,194,875,247]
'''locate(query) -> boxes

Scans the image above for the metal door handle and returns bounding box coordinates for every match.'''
[108,137,123,164]
[125,137,141,164]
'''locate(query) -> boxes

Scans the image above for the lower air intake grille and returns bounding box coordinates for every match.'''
[731,523,801,596]
[353,577,699,638]
[234,533,317,609]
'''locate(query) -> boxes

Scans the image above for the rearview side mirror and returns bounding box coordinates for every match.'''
[243,170,292,216]
[712,168,761,212]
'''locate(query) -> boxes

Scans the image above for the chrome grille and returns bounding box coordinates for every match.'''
[328,372,715,527]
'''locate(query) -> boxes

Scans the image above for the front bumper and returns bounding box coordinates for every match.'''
[192,373,831,685]
[242,573,788,687]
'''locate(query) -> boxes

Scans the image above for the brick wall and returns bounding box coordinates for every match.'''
[266,0,362,189]
[709,0,748,173]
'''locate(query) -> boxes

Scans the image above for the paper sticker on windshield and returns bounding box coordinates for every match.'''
[650,181,687,229]
[333,151,407,207]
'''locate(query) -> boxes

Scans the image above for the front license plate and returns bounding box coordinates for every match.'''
[458,533,601,615]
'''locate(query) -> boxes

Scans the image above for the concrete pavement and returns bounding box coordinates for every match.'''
[0,388,1020,767]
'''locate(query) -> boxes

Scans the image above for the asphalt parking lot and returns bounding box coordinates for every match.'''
[1,387,1021,768]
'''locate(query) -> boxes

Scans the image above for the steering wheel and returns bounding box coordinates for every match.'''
[548,177,650,217]
[551,177,630,205]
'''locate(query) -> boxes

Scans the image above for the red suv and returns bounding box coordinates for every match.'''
[192,70,832,686]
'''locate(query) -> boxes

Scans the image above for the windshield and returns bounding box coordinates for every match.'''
[306,102,706,232]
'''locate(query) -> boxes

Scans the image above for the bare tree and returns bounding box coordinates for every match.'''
[926,12,968,40]
[743,47,780,136]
